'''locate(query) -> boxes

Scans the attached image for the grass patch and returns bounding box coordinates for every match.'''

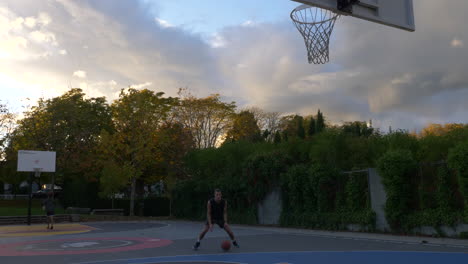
[0,199,66,216]
[0,207,65,216]
[79,214,172,222]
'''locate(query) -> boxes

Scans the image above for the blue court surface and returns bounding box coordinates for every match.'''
[77,251,468,264]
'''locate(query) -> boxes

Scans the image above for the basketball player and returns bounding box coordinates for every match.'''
[193,189,239,250]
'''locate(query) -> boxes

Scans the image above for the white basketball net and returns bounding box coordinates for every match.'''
[291,5,339,64]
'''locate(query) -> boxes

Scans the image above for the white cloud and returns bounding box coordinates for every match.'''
[0,7,60,61]
[0,8,20,31]
[155,18,174,28]
[131,82,152,89]
[451,38,464,47]
[37,12,51,26]
[0,36,28,59]
[24,17,36,28]
[29,30,57,45]
[73,70,87,78]
[210,33,226,48]
[10,17,25,30]
[79,82,88,89]
[1,0,467,133]
[391,73,413,85]
[242,20,255,27]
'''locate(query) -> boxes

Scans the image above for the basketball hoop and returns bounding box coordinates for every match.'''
[291,4,340,64]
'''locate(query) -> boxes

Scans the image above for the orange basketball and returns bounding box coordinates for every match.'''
[221,240,231,251]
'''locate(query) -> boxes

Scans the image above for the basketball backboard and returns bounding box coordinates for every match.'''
[17,150,56,172]
[291,0,415,32]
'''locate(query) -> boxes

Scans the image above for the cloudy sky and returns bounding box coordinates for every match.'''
[0,0,467,132]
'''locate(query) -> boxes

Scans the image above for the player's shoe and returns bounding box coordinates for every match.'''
[232,240,239,248]
[193,241,200,250]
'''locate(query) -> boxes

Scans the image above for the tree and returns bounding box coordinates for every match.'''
[99,159,134,208]
[104,88,177,216]
[316,109,325,133]
[295,115,305,139]
[342,121,374,137]
[5,89,112,199]
[174,89,236,148]
[154,122,194,181]
[264,112,281,142]
[225,110,262,143]
[281,130,289,142]
[243,107,267,131]
[274,131,282,144]
[308,116,316,137]
[243,107,281,142]
[0,154,27,196]
[421,123,465,137]
[0,102,16,161]
[279,115,294,140]
[262,129,270,141]
[279,115,306,140]
[1,103,26,195]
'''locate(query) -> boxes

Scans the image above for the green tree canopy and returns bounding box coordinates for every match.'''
[225,110,262,143]
[6,88,112,182]
[174,89,236,148]
[102,88,177,215]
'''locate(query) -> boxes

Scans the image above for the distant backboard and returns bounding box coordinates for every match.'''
[291,0,415,32]
[17,150,56,172]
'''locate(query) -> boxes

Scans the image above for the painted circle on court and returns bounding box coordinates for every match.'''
[146,262,242,264]
[0,237,172,256]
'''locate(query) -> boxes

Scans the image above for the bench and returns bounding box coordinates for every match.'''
[90,209,124,216]
[66,207,91,214]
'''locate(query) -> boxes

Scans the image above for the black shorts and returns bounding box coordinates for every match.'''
[46,211,55,216]
[206,219,225,229]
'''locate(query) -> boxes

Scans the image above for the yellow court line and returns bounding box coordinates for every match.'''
[0,224,96,237]
[0,230,92,237]
[0,223,89,231]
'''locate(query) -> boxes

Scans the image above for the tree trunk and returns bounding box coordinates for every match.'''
[129,176,136,216]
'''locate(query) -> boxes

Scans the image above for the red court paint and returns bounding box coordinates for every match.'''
[0,237,172,256]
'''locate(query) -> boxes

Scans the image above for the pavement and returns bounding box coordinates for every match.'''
[0,220,467,264]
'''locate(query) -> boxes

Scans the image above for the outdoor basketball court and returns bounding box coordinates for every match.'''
[0,220,467,264]
[4,0,466,263]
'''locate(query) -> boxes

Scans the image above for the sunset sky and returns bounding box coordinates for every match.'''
[0,0,467,132]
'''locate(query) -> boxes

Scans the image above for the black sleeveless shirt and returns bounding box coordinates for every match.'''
[209,198,225,220]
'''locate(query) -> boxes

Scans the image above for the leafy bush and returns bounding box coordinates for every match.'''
[244,150,292,204]
[448,142,468,212]
[280,163,374,230]
[377,149,417,231]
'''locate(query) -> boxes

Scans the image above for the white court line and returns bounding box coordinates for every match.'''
[137,261,247,264]
[447,245,467,248]
[71,250,468,264]
[284,232,468,249]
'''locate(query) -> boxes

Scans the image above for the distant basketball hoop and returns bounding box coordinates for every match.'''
[18,150,56,173]
[17,150,56,226]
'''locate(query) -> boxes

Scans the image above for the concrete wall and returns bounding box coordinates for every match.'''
[368,168,390,232]
[257,187,282,225]
[257,169,468,238]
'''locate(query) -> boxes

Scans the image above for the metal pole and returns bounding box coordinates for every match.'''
[27,172,33,226]
[51,172,55,200]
